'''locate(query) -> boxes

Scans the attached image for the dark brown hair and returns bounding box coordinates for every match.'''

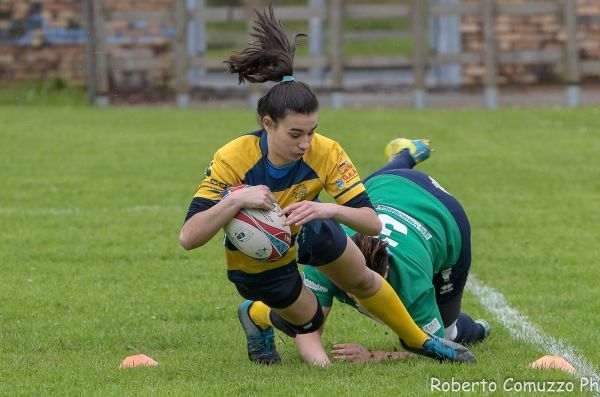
[351,234,389,277]
[224,4,319,123]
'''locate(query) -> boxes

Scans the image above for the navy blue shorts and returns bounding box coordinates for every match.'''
[367,166,471,306]
[227,218,348,309]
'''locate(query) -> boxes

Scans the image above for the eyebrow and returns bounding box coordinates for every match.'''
[290,124,318,133]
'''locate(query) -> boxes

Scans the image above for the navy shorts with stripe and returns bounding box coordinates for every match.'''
[227,218,348,309]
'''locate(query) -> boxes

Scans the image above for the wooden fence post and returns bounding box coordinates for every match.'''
[482,0,498,109]
[175,0,190,107]
[190,0,207,80]
[308,0,325,80]
[85,0,96,104]
[412,0,428,109]
[430,0,461,87]
[93,0,109,106]
[563,0,581,107]
[245,0,268,110]
[329,0,344,108]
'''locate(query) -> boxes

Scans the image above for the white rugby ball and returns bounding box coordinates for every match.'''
[222,186,291,262]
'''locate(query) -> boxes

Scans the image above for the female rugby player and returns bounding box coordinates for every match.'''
[180,5,473,365]
[294,141,490,365]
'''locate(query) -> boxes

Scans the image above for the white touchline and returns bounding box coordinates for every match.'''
[467,274,600,396]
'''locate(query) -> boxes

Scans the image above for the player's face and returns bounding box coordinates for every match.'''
[263,111,318,167]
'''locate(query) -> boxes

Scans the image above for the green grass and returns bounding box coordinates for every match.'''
[1,106,599,396]
[0,81,87,106]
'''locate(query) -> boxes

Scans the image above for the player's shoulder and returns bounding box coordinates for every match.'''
[215,130,263,161]
[311,132,340,151]
[304,132,344,166]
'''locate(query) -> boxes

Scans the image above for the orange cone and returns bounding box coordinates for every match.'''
[119,354,159,368]
[529,355,576,373]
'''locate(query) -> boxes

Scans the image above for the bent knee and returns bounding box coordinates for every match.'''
[344,269,379,296]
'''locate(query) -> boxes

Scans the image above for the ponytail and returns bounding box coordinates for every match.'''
[224,4,319,123]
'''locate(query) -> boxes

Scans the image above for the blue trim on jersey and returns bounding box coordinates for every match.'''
[243,159,320,193]
[333,180,363,200]
[267,159,298,179]
[245,129,264,138]
[259,130,269,154]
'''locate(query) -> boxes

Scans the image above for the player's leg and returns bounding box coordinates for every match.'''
[299,218,474,363]
[427,181,491,345]
[364,138,432,183]
[384,138,432,163]
[438,293,491,345]
[234,264,327,364]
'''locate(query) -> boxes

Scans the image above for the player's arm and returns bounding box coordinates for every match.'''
[332,343,414,363]
[294,307,331,366]
[330,199,380,236]
[285,142,380,236]
[180,187,268,249]
[280,199,380,236]
[180,152,276,249]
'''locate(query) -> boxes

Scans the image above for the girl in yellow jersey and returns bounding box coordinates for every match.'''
[180,5,473,365]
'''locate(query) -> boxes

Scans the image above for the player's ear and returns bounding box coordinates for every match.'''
[263,115,274,132]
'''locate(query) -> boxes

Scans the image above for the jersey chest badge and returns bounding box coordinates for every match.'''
[292,183,308,201]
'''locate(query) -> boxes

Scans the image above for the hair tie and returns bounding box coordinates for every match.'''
[281,75,295,83]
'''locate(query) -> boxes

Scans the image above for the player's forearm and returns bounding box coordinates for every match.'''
[180,199,241,249]
[333,206,381,236]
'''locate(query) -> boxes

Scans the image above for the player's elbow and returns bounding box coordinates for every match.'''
[365,222,382,237]
[363,210,382,236]
[179,231,202,250]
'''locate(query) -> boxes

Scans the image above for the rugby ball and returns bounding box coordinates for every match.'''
[222,185,292,262]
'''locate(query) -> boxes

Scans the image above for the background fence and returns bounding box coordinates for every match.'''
[2,0,600,108]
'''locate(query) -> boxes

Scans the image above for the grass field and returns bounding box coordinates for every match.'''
[1,105,599,396]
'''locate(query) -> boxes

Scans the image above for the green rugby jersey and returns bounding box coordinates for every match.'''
[303,173,462,338]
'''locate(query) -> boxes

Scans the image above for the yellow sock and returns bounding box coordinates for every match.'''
[356,276,429,348]
[248,301,273,330]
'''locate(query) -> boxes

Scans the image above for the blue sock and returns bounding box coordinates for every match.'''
[455,313,485,344]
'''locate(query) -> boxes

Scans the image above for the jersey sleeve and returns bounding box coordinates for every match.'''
[324,142,367,205]
[193,149,240,201]
[302,266,340,308]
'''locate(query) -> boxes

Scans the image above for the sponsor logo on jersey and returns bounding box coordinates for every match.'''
[209,178,229,191]
[338,160,353,175]
[303,278,329,293]
[440,283,454,295]
[337,160,359,182]
[375,204,432,240]
[441,268,452,283]
[336,179,344,188]
[422,318,442,335]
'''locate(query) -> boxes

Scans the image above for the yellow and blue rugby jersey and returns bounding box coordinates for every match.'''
[186,129,370,274]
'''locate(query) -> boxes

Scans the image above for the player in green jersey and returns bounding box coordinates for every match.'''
[295,139,491,365]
